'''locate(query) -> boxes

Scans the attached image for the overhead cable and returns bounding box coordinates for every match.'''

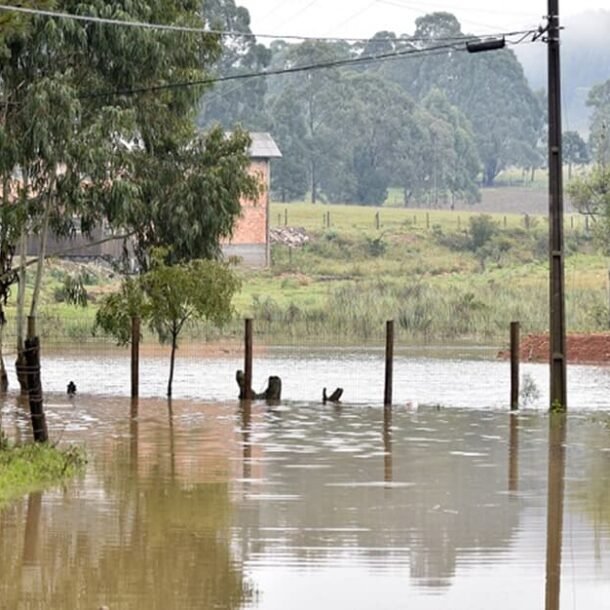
[0,4,535,45]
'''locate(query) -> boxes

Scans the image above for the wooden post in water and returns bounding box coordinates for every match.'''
[510,321,520,410]
[384,320,394,406]
[131,316,140,398]
[244,318,253,400]
[24,335,48,443]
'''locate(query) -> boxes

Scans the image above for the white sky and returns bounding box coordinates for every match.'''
[237,0,608,39]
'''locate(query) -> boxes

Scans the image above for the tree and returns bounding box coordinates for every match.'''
[378,13,544,186]
[587,79,610,165]
[106,126,260,271]
[1,0,255,396]
[421,89,480,206]
[563,130,590,179]
[96,253,240,397]
[197,0,271,130]
[567,166,610,254]
[268,41,350,203]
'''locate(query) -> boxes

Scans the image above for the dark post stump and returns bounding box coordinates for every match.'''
[131,316,140,398]
[510,321,520,410]
[384,320,394,407]
[24,336,48,443]
[244,319,253,400]
[265,376,282,401]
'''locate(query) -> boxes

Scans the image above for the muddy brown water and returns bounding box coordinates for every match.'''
[1,348,609,609]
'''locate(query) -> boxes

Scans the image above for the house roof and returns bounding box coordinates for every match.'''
[248,132,282,159]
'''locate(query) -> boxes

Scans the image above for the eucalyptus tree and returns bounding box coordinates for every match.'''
[1,0,258,394]
[269,40,350,203]
[197,0,271,130]
[96,251,240,397]
[563,130,589,179]
[378,12,544,186]
[421,89,480,205]
[587,79,610,165]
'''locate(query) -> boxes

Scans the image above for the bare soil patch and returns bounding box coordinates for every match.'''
[499,333,610,363]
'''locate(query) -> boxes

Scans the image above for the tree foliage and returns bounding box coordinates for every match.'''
[567,166,610,254]
[96,252,240,396]
[587,79,610,165]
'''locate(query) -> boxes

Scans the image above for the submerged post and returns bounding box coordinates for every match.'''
[510,321,520,410]
[244,318,253,400]
[24,336,48,443]
[384,320,394,406]
[547,0,567,410]
[131,316,140,398]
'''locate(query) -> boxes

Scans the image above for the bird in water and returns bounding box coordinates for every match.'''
[323,387,343,404]
[67,381,77,396]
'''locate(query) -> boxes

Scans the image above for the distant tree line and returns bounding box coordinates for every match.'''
[198,8,552,206]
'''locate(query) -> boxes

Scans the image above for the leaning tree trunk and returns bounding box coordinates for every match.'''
[15,231,28,394]
[0,323,8,393]
[28,193,52,329]
[167,332,178,398]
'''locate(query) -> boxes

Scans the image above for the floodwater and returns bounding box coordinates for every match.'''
[21,344,610,408]
[0,349,609,609]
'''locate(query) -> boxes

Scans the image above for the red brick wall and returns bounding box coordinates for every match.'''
[227,160,269,245]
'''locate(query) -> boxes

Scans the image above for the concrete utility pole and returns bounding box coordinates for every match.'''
[547,0,567,410]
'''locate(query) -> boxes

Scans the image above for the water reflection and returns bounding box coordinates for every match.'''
[508,413,519,492]
[545,414,567,610]
[0,398,609,609]
[383,406,392,484]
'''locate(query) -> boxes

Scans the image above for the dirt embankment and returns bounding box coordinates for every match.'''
[499,333,610,363]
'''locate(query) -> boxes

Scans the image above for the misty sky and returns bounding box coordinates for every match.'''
[238,0,608,39]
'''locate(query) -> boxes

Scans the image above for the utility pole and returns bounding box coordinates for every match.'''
[547,0,567,410]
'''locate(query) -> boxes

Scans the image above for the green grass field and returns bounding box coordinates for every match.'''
[0,199,604,346]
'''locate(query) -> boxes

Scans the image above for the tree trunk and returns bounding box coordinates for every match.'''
[167,332,177,397]
[0,324,8,393]
[16,231,28,394]
[29,192,52,323]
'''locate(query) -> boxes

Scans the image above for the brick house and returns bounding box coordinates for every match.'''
[221,132,281,268]
[25,132,281,266]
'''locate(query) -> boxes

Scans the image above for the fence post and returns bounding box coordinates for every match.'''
[375,211,380,230]
[426,212,430,230]
[384,320,394,407]
[24,335,48,443]
[510,321,520,410]
[244,318,253,400]
[284,208,288,226]
[131,316,140,398]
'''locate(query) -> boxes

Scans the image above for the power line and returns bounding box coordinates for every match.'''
[0,3,533,45]
[83,34,534,101]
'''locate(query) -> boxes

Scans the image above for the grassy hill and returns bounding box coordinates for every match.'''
[4,201,606,347]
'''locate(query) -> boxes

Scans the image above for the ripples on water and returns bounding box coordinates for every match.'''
[0,348,609,609]
[19,344,610,409]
